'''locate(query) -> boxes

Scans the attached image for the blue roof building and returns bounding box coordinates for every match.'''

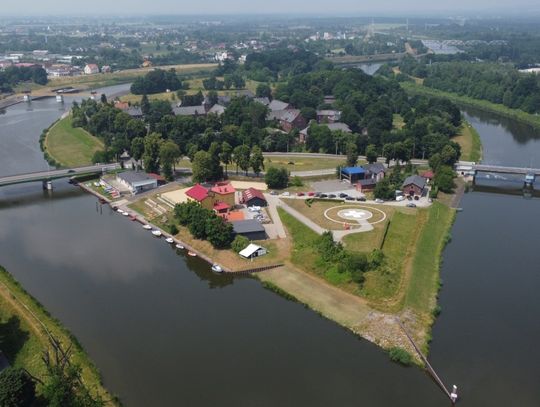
[341,167,366,183]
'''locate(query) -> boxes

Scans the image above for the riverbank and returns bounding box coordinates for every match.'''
[0,266,117,405]
[453,120,482,163]
[44,115,104,167]
[401,81,540,131]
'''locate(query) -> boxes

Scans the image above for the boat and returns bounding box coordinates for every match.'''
[187,251,197,257]
[128,215,136,221]
[152,230,162,237]
[175,244,184,250]
[117,209,125,214]
[211,264,223,273]
[122,212,129,217]
[165,237,174,244]
[142,224,152,230]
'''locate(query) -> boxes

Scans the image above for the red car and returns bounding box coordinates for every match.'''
[297,192,305,196]
[307,191,315,196]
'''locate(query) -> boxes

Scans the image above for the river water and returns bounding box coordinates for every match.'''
[0,90,539,406]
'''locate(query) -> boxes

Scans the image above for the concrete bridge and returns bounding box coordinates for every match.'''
[0,164,120,188]
[456,161,539,184]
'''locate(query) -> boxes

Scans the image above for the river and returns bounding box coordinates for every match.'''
[0,90,539,406]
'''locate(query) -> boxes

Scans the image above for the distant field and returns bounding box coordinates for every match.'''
[265,156,346,172]
[45,116,104,167]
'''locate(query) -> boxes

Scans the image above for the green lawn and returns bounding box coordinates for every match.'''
[45,116,104,167]
[453,121,482,163]
[265,156,349,172]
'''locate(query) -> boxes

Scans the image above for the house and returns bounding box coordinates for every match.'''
[232,220,267,241]
[84,63,99,75]
[173,105,206,116]
[241,188,267,207]
[126,107,143,118]
[239,243,268,259]
[254,97,270,106]
[114,101,130,110]
[186,182,236,211]
[213,201,231,215]
[299,122,351,143]
[363,163,386,181]
[323,95,336,105]
[341,167,366,184]
[142,60,152,68]
[116,171,157,195]
[356,178,377,192]
[421,170,434,182]
[101,65,112,73]
[268,109,306,132]
[317,109,342,123]
[208,104,225,116]
[402,175,427,197]
[268,99,291,111]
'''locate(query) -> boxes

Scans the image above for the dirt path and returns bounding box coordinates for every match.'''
[257,263,417,357]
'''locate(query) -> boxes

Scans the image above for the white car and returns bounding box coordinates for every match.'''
[396,195,405,202]
[281,191,290,197]
[375,198,384,203]
[248,206,261,212]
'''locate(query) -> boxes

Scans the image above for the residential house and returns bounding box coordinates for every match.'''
[232,220,267,241]
[363,163,386,182]
[241,188,267,207]
[126,107,143,118]
[268,109,306,132]
[173,105,207,116]
[253,97,270,106]
[208,104,225,116]
[186,182,236,211]
[402,175,427,197]
[299,122,351,143]
[341,167,366,184]
[101,65,112,73]
[84,63,99,75]
[268,99,292,111]
[317,109,342,123]
[116,171,157,195]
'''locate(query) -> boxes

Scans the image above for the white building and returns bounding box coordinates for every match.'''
[239,244,267,259]
[84,63,99,75]
[116,172,157,195]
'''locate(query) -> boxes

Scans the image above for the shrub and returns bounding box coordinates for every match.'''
[0,368,36,407]
[388,347,413,366]
[232,235,250,253]
[169,224,179,235]
[265,167,289,189]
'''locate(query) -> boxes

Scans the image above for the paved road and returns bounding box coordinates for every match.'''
[264,194,287,239]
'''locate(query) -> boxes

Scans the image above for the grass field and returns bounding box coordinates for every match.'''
[265,155,348,172]
[45,116,104,167]
[0,266,115,404]
[453,121,483,162]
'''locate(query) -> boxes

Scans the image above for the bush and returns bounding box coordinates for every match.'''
[265,167,289,189]
[388,347,413,366]
[289,176,303,187]
[0,368,36,407]
[169,224,179,235]
[232,235,250,253]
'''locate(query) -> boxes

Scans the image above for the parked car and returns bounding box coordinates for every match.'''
[270,190,278,196]
[328,194,337,198]
[320,194,328,198]
[375,198,384,203]
[248,206,261,212]
[406,203,417,208]
[339,192,348,198]
[396,195,405,202]
[314,192,321,197]
[282,191,290,197]
[345,196,355,201]
[308,192,315,197]
[297,192,305,197]
[356,197,367,202]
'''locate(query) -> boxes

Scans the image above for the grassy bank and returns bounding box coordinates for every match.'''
[453,121,483,163]
[0,266,116,404]
[401,81,540,130]
[45,115,104,167]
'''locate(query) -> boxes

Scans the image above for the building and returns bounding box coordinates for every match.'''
[173,105,207,116]
[116,171,158,195]
[232,219,267,241]
[363,163,386,182]
[254,97,270,106]
[356,178,377,192]
[186,182,236,211]
[101,65,112,73]
[207,104,225,116]
[420,170,434,182]
[268,109,306,132]
[239,243,268,259]
[241,188,267,207]
[268,99,291,111]
[341,167,366,184]
[299,122,351,143]
[84,64,99,75]
[402,175,427,197]
[317,109,341,123]
[210,182,236,208]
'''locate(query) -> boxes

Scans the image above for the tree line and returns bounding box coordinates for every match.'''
[0,65,47,92]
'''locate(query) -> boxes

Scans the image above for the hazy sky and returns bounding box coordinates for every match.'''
[2,0,539,16]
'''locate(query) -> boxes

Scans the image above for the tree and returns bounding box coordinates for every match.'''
[0,368,36,407]
[191,150,213,183]
[220,141,233,176]
[250,145,265,176]
[100,94,107,104]
[434,165,455,193]
[256,83,272,99]
[142,133,162,173]
[374,177,395,200]
[205,216,234,249]
[440,144,458,167]
[140,94,150,116]
[346,142,358,167]
[232,235,249,252]
[131,137,145,162]
[159,140,181,180]
[208,141,223,180]
[428,153,442,172]
[265,167,289,189]
[365,144,378,164]
[233,145,251,175]
[382,143,394,166]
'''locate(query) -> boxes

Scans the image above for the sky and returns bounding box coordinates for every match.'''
[1,0,540,16]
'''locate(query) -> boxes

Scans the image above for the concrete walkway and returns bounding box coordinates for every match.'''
[276,198,373,242]
[264,194,287,239]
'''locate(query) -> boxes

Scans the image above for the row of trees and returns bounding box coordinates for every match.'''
[130,68,184,95]
[202,74,245,90]
[0,65,47,92]
[174,201,234,249]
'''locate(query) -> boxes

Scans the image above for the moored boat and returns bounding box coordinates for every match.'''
[175,244,184,250]
[165,237,174,244]
[152,230,162,237]
[211,264,223,273]
[122,212,129,217]
[187,251,197,257]
[142,224,152,230]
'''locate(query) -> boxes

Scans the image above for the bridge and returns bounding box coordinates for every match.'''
[456,161,540,184]
[0,164,120,188]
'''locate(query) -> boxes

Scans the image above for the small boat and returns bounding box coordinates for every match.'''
[117,209,125,214]
[165,237,174,244]
[211,264,223,273]
[142,224,152,230]
[187,251,197,257]
[175,244,184,250]
[122,212,129,217]
[152,230,162,237]
[128,215,136,221]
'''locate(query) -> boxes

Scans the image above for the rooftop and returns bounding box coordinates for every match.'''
[403,175,427,189]
[232,219,265,234]
[242,187,266,202]
[342,167,366,175]
[186,184,209,201]
[117,171,155,185]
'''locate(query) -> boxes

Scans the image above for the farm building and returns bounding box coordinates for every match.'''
[241,188,267,207]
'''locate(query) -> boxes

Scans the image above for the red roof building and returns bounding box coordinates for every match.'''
[421,170,435,180]
[213,202,231,214]
[186,184,209,202]
[241,188,267,207]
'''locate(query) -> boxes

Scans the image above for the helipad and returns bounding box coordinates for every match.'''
[323,205,387,226]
